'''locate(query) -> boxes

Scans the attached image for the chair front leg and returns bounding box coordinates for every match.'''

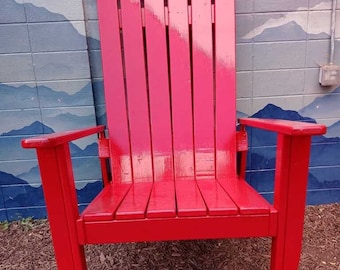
[270,134,312,270]
[36,144,87,270]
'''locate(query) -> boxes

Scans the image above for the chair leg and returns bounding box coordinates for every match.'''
[36,146,88,269]
[51,227,87,269]
[270,224,304,270]
[270,135,311,270]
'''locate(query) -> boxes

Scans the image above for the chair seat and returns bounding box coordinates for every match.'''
[81,178,273,222]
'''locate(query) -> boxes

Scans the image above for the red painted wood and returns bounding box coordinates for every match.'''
[237,129,248,179]
[144,0,173,181]
[97,0,132,183]
[98,134,110,186]
[218,177,271,215]
[271,135,313,269]
[120,0,153,182]
[215,0,237,178]
[81,183,131,222]
[21,125,104,148]
[21,2,328,269]
[175,180,207,217]
[115,182,153,219]
[147,181,176,218]
[36,146,87,269]
[191,1,215,179]
[239,118,327,136]
[196,180,238,216]
[79,215,274,244]
[168,0,194,179]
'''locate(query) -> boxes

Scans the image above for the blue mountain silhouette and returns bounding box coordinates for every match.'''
[253,21,308,42]
[1,121,54,136]
[1,170,102,211]
[0,171,27,186]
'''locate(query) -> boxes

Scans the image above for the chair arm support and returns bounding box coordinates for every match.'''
[239,118,326,136]
[21,125,105,148]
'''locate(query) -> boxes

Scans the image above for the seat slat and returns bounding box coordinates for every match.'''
[147,181,176,218]
[176,180,207,217]
[197,180,238,216]
[115,182,153,220]
[218,178,271,215]
[192,0,215,179]
[81,184,131,222]
[120,0,153,181]
[168,0,194,179]
[144,0,174,181]
[215,0,237,178]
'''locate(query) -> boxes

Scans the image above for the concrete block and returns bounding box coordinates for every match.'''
[29,22,87,52]
[237,71,252,98]
[25,0,84,22]
[235,0,253,14]
[236,14,253,43]
[33,51,91,80]
[252,95,304,114]
[252,12,308,42]
[89,50,103,78]
[253,41,306,70]
[37,80,93,108]
[254,0,309,12]
[236,44,253,71]
[0,24,30,54]
[236,98,252,116]
[86,20,101,49]
[0,82,39,110]
[253,69,305,97]
[0,54,35,83]
[0,0,26,23]
[306,39,330,67]
[83,0,98,19]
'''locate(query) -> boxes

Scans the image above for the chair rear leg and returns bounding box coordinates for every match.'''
[270,222,304,270]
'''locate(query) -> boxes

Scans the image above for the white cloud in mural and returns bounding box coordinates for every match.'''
[243,2,340,40]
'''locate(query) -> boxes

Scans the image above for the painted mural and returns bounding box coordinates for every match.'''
[0,0,339,221]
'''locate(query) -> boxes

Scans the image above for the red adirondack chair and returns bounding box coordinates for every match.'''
[22,1,326,269]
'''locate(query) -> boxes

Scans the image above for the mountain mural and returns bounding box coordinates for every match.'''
[327,121,340,138]
[0,170,103,221]
[1,104,338,222]
[300,86,340,125]
[0,82,93,109]
[1,120,99,181]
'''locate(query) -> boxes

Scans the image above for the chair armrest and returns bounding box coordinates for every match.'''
[239,118,326,136]
[22,125,105,148]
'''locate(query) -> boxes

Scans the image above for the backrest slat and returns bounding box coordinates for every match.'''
[98,0,237,182]
[97,0,132,183]
[168,1,195,180]
[215,0,237,178]
[144,0,174,181]
[192,1,215,179]
[120,0,153,182]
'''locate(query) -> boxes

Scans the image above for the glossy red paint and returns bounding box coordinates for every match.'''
[215,0,237,178]
[97,0,131,183]
[144,0,173,181]
[21,1,327,269]
[168,0,195,179]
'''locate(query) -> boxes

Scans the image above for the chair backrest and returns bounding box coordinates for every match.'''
[98,0,236,183]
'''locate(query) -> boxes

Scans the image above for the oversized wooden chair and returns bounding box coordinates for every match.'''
[22,1,326,269]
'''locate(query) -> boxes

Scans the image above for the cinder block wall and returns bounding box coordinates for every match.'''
[0,0,339,221]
